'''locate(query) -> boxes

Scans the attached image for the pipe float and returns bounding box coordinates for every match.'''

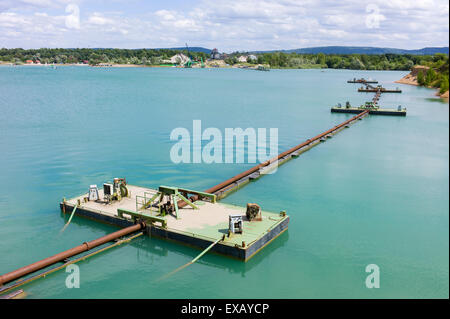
[0,289,25,299]
[0,222,145,287]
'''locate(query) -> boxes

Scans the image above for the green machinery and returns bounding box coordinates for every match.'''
[117,208,167,228]
[103,178,129,203]
[360,101,379,110]
[135,185,216,219]
[185,57,205,68]
[184,60,192,68]
[183,43,205,68]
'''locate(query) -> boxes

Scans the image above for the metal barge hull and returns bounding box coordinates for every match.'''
[358,88,402,93]
[331,107,406,116]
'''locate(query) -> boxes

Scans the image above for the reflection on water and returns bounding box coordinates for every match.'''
[424,97,449,104]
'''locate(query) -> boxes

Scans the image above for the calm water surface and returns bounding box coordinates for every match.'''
[0,66,448,298]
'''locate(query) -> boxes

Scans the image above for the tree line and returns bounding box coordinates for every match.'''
[226,51,448,71]
[0,48,208,66]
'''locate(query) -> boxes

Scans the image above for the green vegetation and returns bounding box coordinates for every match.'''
[415,54,449,94]
[0,48,208,66]
[0,48,448,92]
[417,70,425,85]
[223,51,448,72]
[439,75,449,94]
[224,51,422,70]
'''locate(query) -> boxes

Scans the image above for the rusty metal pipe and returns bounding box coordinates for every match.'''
[0,222,145,287]
[179,110,369,207]
[210,110,369,194]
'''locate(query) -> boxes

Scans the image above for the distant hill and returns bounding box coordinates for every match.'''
[138,46,448,55]
[251,46,449,55]
[94,46,447,55]
[153,47,212,54]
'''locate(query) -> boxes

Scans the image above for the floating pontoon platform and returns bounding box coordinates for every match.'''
[331,106,406,116]
[358,88,402,93]
[347,79,378,84]
[60,185,289,261]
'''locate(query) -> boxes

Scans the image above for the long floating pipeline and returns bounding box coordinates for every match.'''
[0,109,369,291]
[0,222,146,289]
[180,109,370,207]
[162,110,370,279]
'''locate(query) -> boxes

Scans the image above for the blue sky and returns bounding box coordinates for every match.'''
[0,0,448,51]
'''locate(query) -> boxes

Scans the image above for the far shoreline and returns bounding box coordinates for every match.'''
[0,62,412,71]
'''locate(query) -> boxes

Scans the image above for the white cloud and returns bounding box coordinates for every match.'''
[87,13,114,25]
[0,0,77,11]
[0,12,29,28]
[21,0,53,7]
[155,10,176,21]
[65,3,79,29]
[0,0,448,50]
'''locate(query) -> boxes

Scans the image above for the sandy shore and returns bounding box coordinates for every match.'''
[395,65,448,99]
[110,64,145,68]
[395,76,419,86]
[395,65,429,86]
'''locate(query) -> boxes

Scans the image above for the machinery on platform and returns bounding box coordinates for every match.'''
[136,185,216,219]
[103,178,128,203]
[229,215,243,234]
[360,101,378,109]
[88,185,99,201]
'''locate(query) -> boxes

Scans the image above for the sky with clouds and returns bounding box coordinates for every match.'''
[0,0,448,52]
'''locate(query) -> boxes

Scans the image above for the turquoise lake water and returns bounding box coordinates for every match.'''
[0,66,448,298]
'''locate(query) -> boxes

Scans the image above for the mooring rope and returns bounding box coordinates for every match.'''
[60,204,78,233]
[156,236,224,281]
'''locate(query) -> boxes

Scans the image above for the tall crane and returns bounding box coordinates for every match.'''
[184,43,192,68]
